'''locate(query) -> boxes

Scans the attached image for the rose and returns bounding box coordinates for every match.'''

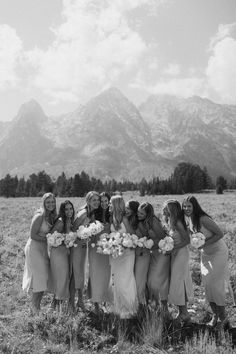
[190,232,205,249]
[158,236,174,254]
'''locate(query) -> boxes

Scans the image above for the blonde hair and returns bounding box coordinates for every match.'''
[163,199,185,230]
[36,192,57,225]
[83,191,100,217]
[110,195,125,230]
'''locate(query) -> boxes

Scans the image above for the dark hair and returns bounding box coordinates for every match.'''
[57,200,75,233]
[139,202,156,230]
[126,200,140,230]
[94,192,110,223]
[182,195,210,231]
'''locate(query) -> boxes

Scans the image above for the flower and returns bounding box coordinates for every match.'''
[158,236,174,254]
[64,232,78,248]
[46,231,65,248]
[190,232,205,249]
[76,220,104,240]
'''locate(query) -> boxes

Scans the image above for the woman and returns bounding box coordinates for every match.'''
[22,193,57,313]
[109,195,138,319]
[125,200,149,307]
[163,199,193,322]
[137,202,170,312]
[88,192,112,313]
[70,191,100,312]
[49,200,74,307]
[182,195,229,326]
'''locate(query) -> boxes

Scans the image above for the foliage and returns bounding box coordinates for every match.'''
[0,163,216,198]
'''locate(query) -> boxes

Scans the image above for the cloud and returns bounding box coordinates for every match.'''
[206,23,236,103]
[133,76,206,97]
[164,63,180,76]
[26,0,165,103]
[0,25,23,90]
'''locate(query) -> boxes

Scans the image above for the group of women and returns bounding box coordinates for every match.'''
[22,192,230,326]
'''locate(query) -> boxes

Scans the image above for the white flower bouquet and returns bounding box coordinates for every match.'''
[134,236,154,250]
[97,231,137,258]
[76,220,104,240]
[190,232,205,249]
[158,236,174,254]
[46,231,65,248]
[64,231,78,248]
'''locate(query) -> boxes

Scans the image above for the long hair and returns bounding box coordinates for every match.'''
[139,202,155,230]
[182,195,210,231]
[81,191,100,217]
[57,200,75,233]
[37,192,57,225]
[110,195,125,230]
[126,200,140,230]
[94,192,110,223]
[163,199,186,230]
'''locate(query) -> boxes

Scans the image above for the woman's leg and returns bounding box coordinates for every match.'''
[206,302,218,326]
[31,291,44,313]
[76,288,86,311]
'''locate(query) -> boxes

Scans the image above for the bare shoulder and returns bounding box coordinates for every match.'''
[31,213,43,225]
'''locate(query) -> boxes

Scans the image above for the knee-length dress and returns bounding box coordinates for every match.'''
[200,225,228,306]
[109,223,138,318]
[168,232,193,306]
[22,219,51,292]
[49,244,70,300]
[88,223,112,303]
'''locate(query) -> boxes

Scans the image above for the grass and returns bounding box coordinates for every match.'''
[0,192,236,353]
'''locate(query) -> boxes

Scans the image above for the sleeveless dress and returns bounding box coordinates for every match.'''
[134,223,151,305]
[200,224,228,306]
[109,222,138,318]
[22,219,51,292]
[168,230,193,306]
[49,232,70,300]
[70,213,88,290]
[88,222,112,303]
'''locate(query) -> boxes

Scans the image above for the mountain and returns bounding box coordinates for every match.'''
[139,95,236,179]
[0,89,236,181]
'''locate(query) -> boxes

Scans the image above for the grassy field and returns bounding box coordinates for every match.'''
[0,192,235,353]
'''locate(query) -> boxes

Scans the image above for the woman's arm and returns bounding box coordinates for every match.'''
[30,214,46,242]
[50,219,64,234]
[200,215,223,248]
[173,221,190,250]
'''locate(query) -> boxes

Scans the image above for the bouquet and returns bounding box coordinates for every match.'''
[64,231,78,248]
[97,232,137,258]
[190,232,205,249]
[46,231,65,248]
[134,236,154,250]
[76,221,104,240]
[158,236,174,254]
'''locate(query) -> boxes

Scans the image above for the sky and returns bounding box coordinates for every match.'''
[0,0,236,121]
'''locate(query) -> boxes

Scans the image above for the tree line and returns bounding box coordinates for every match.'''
[0,162,233,198]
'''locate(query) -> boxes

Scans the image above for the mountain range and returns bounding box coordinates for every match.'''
[0,87,236,181]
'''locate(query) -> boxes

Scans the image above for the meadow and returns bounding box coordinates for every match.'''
[0,192,236,354]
